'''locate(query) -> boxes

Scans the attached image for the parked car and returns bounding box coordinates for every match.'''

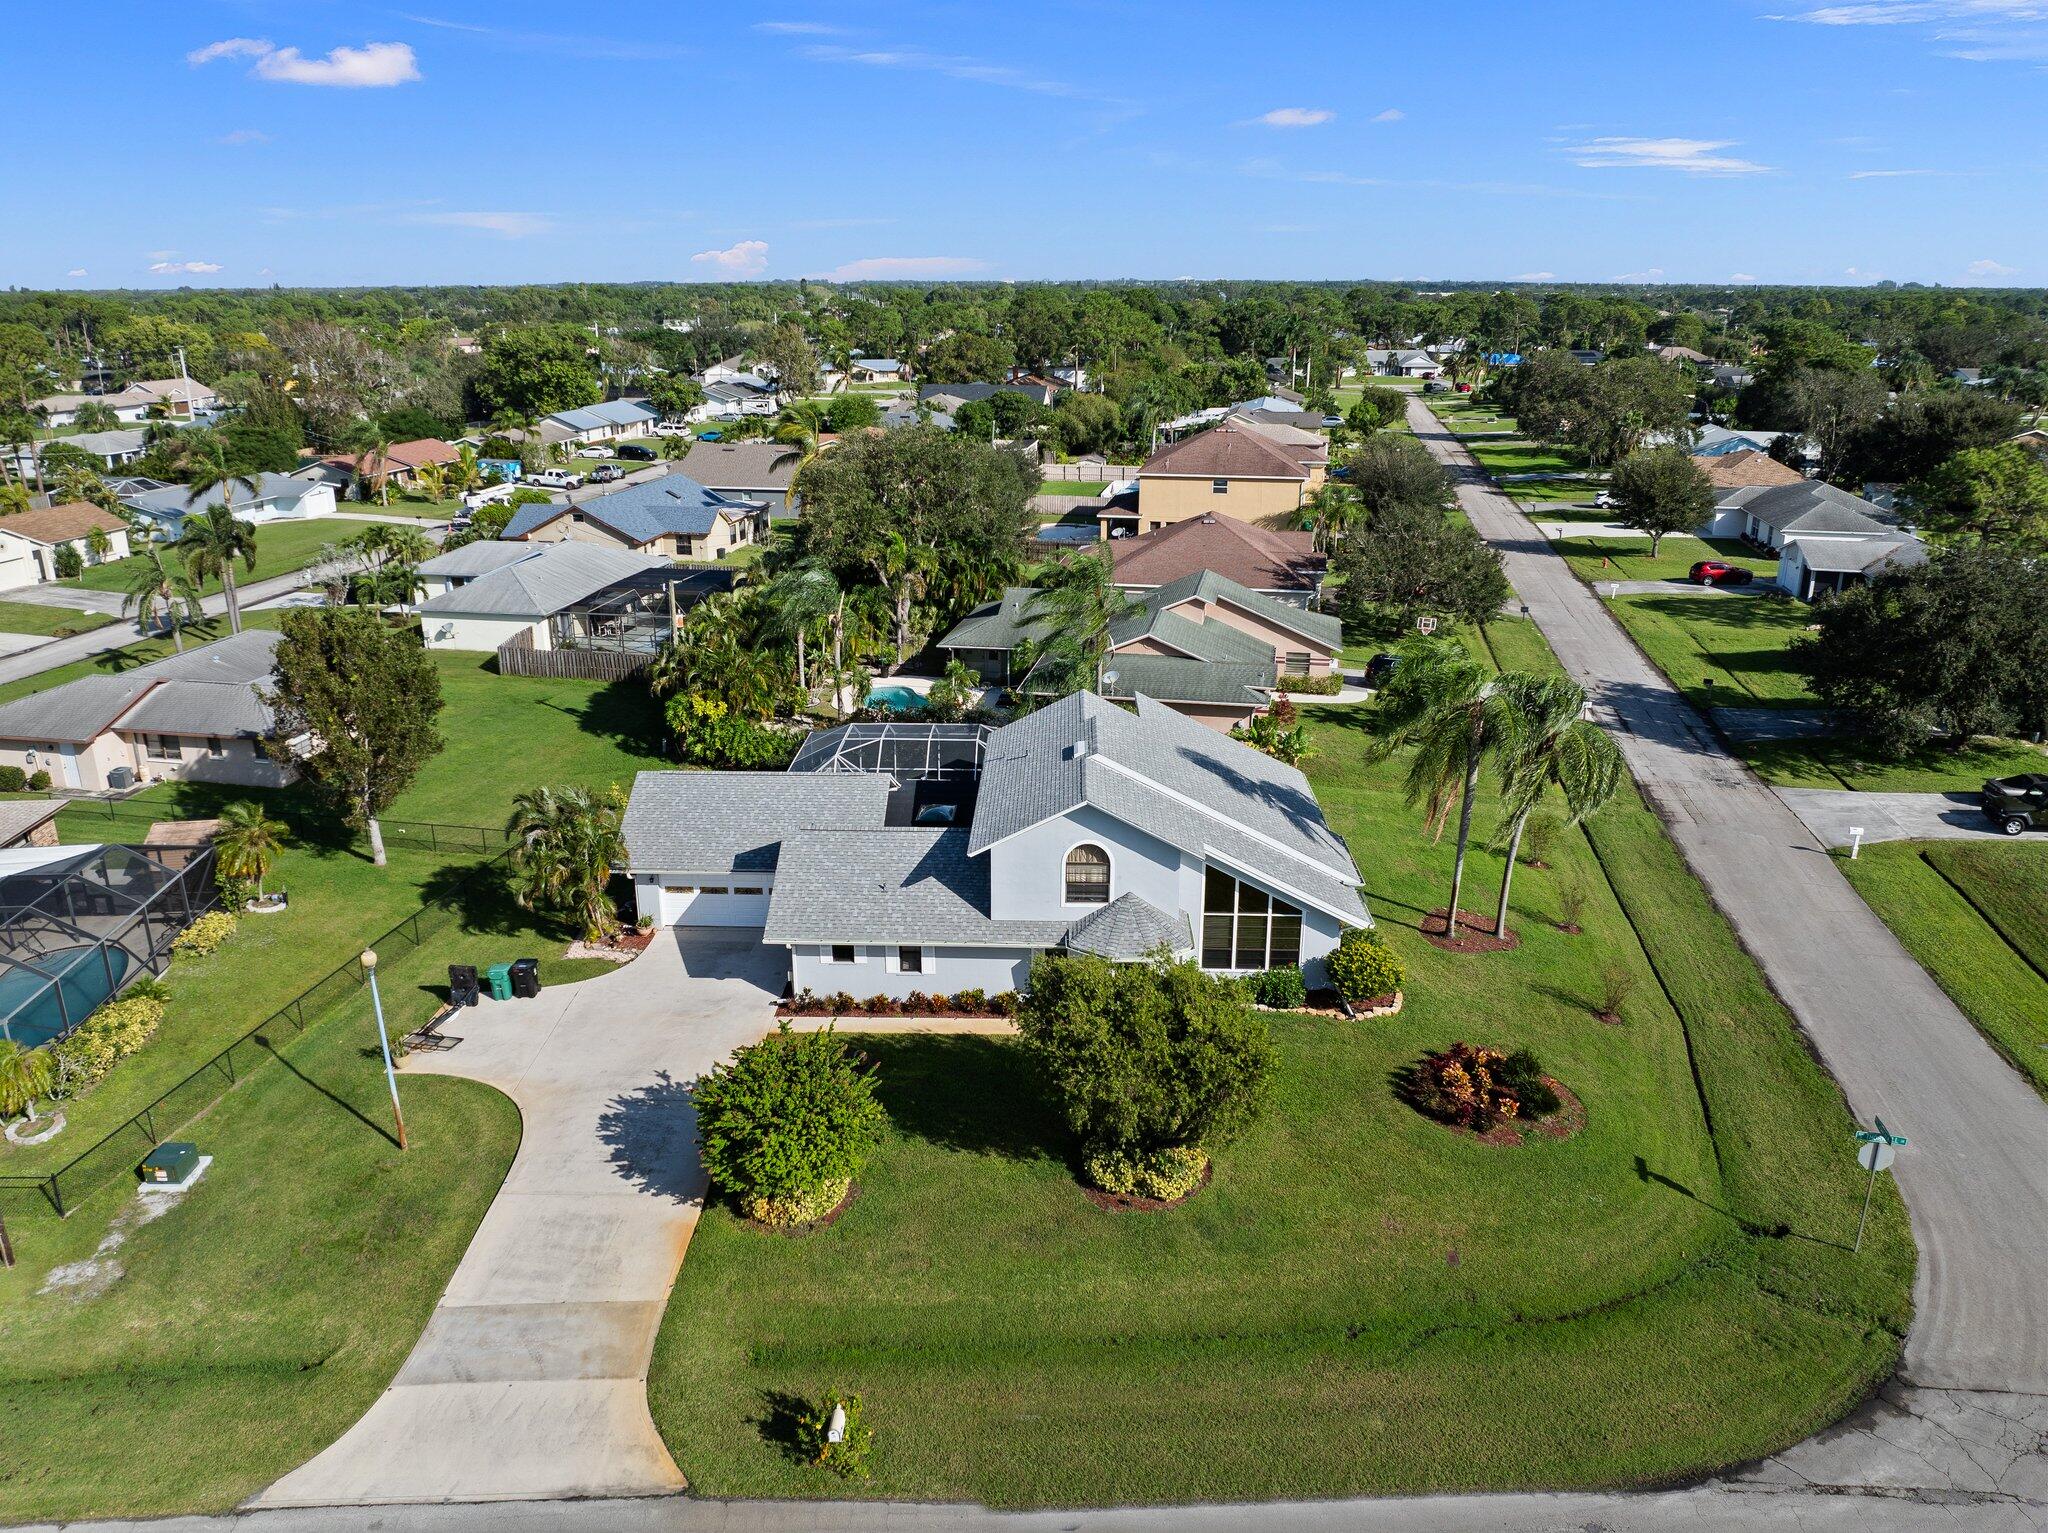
[616,443,657,461]
[1322,414,1345,429]
[1689,560,1754,587]
[1424,380,1452,394]
[1364,652,1401,687]
[528,468,585,489]
[573,445,610,459]
[1982,774,2048,835]
[1455,382,1473,393]
[590,464,624,483]
[654,420,691,436]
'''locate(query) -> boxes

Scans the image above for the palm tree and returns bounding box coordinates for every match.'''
[85,524,111,565]
[1487,674,1626,943]
[175,504,258,634]
[215,798,288,898]
[182,436,261,531]
[506,785,627,942]
[1027,551,1136,698]
[0,1039,55,1122]
[447,444,483,497]
[121,541,203,650]
[869,530,940,670]
[1301,481,1361,554]
[764,563,842,697]
[1371,638,1519,938]
[412,459,449,505]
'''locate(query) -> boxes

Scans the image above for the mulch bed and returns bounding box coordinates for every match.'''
[1468,1079,1586,1148]
[1277,989,1402,1020]
[1082,1157,1213,1214]
[739,1181,860,1237]
[1422,908,1521,953]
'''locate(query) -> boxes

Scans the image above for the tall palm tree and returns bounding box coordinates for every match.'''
[446,443,483,496]
[1488,673,1626,943]
[868,530,940,671]
[1027,551,1136,698]
[1300,481,1361,554]
[182,436,261,532]
[0,1039,55,1121]
[764,563,842,697]
[175,504,258,634]
[215,798,288,898]
[1371,638,1519,937]
[506,785,627,942]
[121,542,203,651]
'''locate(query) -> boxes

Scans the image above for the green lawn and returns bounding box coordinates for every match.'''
[1605,592,1822,710]
[1740,735,2048,792]
[0,613,265,707]
[1559,535,1776,587]
[1038,480,1109,498]
[1519,489,1615,513]
[1466,439,1591,479]
[650,704,1911,1504]
[59,519,388,597]
[1840,841,2048,1093]
[0,601,114,638]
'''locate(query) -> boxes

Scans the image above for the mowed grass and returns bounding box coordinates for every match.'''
[58,518,389,597]
[649,702,1911,1505]
[1740,735,2048,792]
[1039,480,1110,498]
[1605,592,1822,710]
[0,600,114,638]
[0,612,268,706]
[1514,480,1610,507]
[1840,841,2048,1092]
[1467,438,1590,479]
[1559,535,1775,587]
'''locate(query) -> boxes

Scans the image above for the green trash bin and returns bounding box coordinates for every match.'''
[485,962,514,1002]
[141,1141,200,1185]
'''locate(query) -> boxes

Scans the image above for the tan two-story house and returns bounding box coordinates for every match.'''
[1111,422,1313,539]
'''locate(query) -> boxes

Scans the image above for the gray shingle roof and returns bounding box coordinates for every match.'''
[417,542,671,619]
[969,691,1365,924]
[502,473,762,544]
[1064,893,1193,960]
[1109,605,1273,665]
[122,472,319,520]
[763,827,1070,946]
[1145,570,1343,650]
[622,770,889,874]
[545,400,658,434]
[1788,534,1928,574]
[0,799,62,846]
[675,440,800,491]
[0,629,283,745]
[1718,481,1899,537]
[416,541,540,579]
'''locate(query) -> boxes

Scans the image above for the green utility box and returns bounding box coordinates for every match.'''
[141,1141,200,1186]
[485,962,514,1002]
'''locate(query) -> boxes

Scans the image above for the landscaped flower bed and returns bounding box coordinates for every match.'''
[777,989,1021,1022]
[1400,1041,1580,1145]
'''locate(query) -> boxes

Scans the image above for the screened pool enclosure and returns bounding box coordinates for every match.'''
[0,843,216,1049]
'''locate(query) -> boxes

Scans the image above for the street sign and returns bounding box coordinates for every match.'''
[1416,615,1438,635]
[1851,1117,1906,1253]
[1857,1140,1896,1173]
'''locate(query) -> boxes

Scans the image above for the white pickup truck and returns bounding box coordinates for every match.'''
[527,468,586,490]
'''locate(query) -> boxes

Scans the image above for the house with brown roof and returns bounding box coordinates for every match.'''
[1116,422,1311,538]
[1691,448,1805,490]
[0,503,133,588]
[1109,515,1326,607]
[673,439,803,513]
[1229,414,1329,486]
[310,438,460,499]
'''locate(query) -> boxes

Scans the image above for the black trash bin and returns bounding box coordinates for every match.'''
[509,957,541,998]
[449,964,479,1008]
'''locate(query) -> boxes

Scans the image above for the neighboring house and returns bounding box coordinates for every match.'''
[4,427,151,479]
[848,357,906,383]
[1568,349,1606,366]
[1691,448,1805,490]
[672,440,803,513]
[312,438,459,498]
[540,399,660,447]
[1110,515,1327,606]
[1652,345,1715,366]
[1228,414,1330,482]
[2011,427,2048,461]
[121,472,337,537]
[1709,480,1927,599]
[0,800,62,849]
[416,540,714,653]
[0,503,133,587]
[500,472,769,560]
[623,690,1370,994]
[917,381,1056,409]
[33,377,219,428]
[1706,364,1755,393]
[1121,422,1312,537]
[1690,425,1783,457]
[940,569,1341,728]
[691,377,779,421]
[1952,367,1990,387]
[699,356,754,385]
[1366,349,1441,378]
[0,630,299,791]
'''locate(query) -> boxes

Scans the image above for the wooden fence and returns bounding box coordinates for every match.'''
[494,636,652,681]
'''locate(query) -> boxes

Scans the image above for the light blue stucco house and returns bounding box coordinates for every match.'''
[621,691,1369,1000]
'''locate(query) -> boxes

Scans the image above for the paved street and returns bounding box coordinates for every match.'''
[253,933,782,1508]
[1406,394,2048,1499]
[1778,788,2013,847]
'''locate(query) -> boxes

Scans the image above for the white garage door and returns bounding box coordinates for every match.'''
[658,881,771,927]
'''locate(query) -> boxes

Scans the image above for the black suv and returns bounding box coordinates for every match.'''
[616,443,657,461]
[1982,774,2048,835]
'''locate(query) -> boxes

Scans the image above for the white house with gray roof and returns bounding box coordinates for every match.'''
[1709,481,1927,600]
[415,541,682,652]
[622,691,1368,999]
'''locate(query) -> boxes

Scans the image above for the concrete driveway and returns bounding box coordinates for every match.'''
[254,931,782,1508]
[1778,788,2013,847]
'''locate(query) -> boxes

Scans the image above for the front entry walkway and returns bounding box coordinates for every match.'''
[254,932,782,1508]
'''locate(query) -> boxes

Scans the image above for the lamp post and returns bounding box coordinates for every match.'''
[361,948,407,1150]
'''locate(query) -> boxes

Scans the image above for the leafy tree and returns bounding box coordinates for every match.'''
[1023,550,1136,700]
[1049,390,1121,457]
[219,419,302,475]
[52,543,83,579]
[760,321,820,396]
[1486,673,1624,942]
[921,330,1015,383]
[376,404,456,440]
[692,1023,888,1224]
[1341,431,1453,516]
[1780,366,1887,482]
[1907,443,2048,550]
[1577,357,1697,465]
[951,397,997,441]
[1795,547,2048,754]
[506,784,627,941]
[1332,499,1510,633]
[175,504,258,633]
[644,372,705,423]
[1846,389,2025,486]
[1017,952,1274,1158]
[648,586,800,719]
[215,799,288,897]
[1607,446,1715,556]
[825,392,881,432]
[120,541,203,651]
[261,607,445,866]
[472,325,601,418]
[1345,384,1409,434]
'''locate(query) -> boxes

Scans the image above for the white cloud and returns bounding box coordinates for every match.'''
[1848,167,1936,177]
[818,256,989,281]
[147,249,177,260]
[1567,137,1772,174]
[191,37,420,87]
[755,20,846,33]
[259,268,276,278]
[1516,271,1557,281]
[799,44,1125,107]
[692,239,770,276]
[1731,272,1760,282]
[407,210,553,238]
[1767,3,2048,62]
[1844,265,1883,280]
[1967,257,2019,276]
[1615,267,1667,281]
[1255,107,1335,128]
[149,260,223,275]
[217,128,271,145]
[66,268,87,277]
[1371,108,1405,122]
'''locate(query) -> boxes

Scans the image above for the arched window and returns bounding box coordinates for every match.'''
[1064,843,1111,904]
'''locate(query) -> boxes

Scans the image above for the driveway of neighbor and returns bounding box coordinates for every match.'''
[1777,788,2013,847]
[253,932,782,1509]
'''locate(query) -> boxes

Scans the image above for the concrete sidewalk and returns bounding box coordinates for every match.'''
[1778,787,2012,847]
[252,933,782,1508]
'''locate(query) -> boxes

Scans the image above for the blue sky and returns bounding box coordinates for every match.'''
[9,1,2045,289]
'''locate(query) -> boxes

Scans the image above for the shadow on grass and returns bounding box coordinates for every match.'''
[260,1034,402,1149]
[754,1389,812,1465]
[416,861,573,943]
[861,1032,1061,1163]
[1627,1154,1838,1246]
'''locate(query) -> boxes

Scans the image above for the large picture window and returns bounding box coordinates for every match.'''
[1064,843,1111,904]
[1201,867,1302,971]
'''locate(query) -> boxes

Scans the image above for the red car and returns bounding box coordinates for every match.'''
[1689,560,1754,587]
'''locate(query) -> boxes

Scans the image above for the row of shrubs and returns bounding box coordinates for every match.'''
[171,910,238,958]
[1273,672,1344,696]
[0,766,52,793]
[49,983,169,1100]
[781,988,1023,1019]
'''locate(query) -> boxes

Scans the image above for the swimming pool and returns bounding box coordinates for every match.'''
[0,946,133,1049]
[865,684,926,714]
